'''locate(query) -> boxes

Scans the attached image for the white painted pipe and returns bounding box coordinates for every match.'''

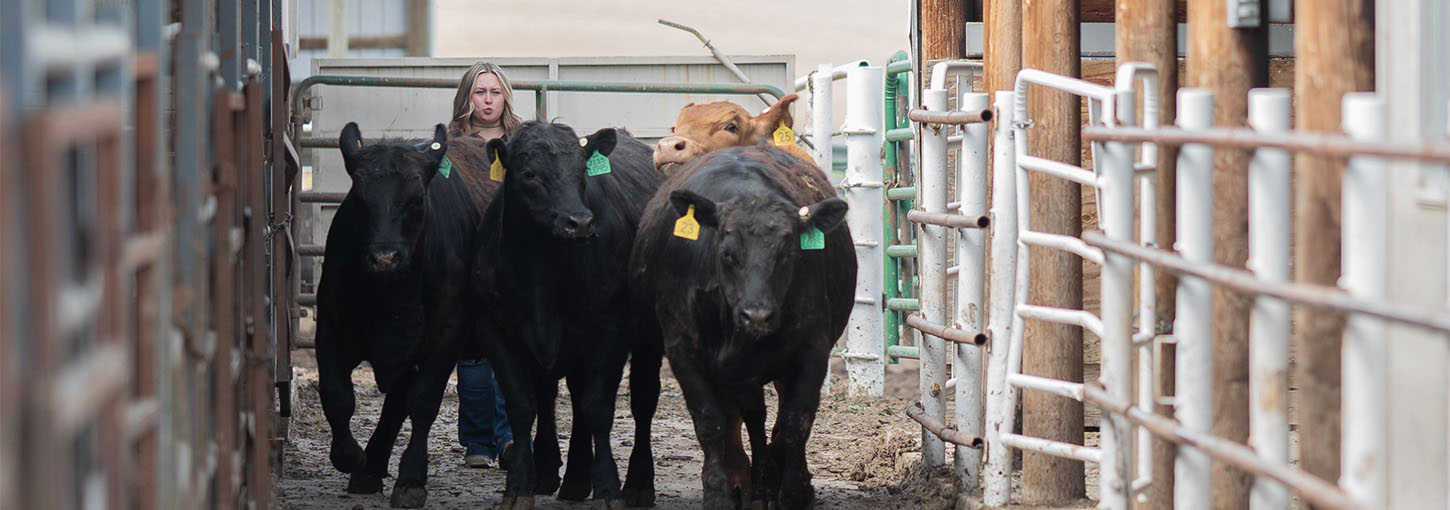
[1247,88,1292,510]
[1339,92,1388,509]
[1016,305,1105,338]
[1000,433,1103,464]
[842,66,886,397]
[1115,66,1161,494]
[955,91,990,492]
[918,87,951,467]
[793,59,870,92]
[1019,231,1106,266]
[1008,373,1084,401]
[929,60,984,90]
[1014,69,1119,132]
[811,63,834,171]
[1174,88,1216,510]
[1018,155,1100,187]
[1098,88,1137,510]
[983,91,1020,507]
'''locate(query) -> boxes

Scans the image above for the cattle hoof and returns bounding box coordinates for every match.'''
[500,495,536,510]
[345,472,384,494]
[534,472,561,495]
[389,485,427,508]
[557,476,590,501]
[329,441,366,473]
[621,486,656,507]
[590,498,626,510]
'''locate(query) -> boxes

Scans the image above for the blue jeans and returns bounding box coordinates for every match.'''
[457,358,513,458]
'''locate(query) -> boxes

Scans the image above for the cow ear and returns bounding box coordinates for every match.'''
[583,127,618,158]
[669,189,719,228]
[752,93,799,136]
[802,197,849,233]
[339,122,363,176]
[421,123,448,185]
[486,137,508,165]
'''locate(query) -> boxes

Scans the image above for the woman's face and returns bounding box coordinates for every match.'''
[471,72,505,126]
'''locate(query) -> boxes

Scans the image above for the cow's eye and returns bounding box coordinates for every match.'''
[521,171,537,180]
[724,122,738,133]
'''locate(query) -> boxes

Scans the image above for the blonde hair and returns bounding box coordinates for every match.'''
[449,61,524,138]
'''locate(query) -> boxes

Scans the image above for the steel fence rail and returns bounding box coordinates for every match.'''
[906,108,993,125]
[1081,125,1450,164]
[904,402,983,448]
[1081,384,1362,510]
[1081,231,1450,334]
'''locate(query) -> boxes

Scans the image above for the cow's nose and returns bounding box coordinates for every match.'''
[368,249,398,270]
[739,307,774,328]
[672,140,687,151]
[562,212,593,238]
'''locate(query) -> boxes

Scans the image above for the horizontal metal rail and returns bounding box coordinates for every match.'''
[887,345,919,360]
[1008,373,1085,401]
[1017,304,1105,338]
[907,108,993,125]
[299,191,346,203]
[885,59,911,75]
[905,209,990,229]
[886,187,915,200]
[1019,231,1105,265]
[904,314,987,346]
[291,75,788,125]
[297,293,316,306]
[298,245,324,257]
[905,402,983,448]
[885,244,917,258]
[885,128,915,142]
[1082,125,1450,164]
[1082,231,1450,334]
[1082,383,1361,510]
[999,433,1101,464]
[886,298,921,311]
[1018,154,1099,187]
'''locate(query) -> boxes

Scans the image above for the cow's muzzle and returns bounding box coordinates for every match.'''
[367,249,401,272]
[735,306,777,336]
[556,211,594,240]
[653,135,703,175]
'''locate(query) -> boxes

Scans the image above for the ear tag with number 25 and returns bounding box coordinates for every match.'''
[773,120,795,146]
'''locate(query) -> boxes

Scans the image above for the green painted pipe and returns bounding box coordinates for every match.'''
[885,128,915,142]
[887,345,919,360]
[886,186,915,200]
[885,244,917,258]
[881,49,911,365]
[886,298,920,312]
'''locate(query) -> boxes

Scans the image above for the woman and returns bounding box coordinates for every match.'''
[450,61,523,469]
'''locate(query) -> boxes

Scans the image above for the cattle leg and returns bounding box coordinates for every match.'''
[534,380,564,496]
[389,364,451,508]
[316,335,366,476]
[559,377,594,501]
[737,388,775,509]
[346,380,411,494]
[670,353,743,510]
[622,347,662,507]
[768,351,828,510]
[576,364,626,509]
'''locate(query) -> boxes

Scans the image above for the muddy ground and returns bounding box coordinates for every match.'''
[276,347,1095,510]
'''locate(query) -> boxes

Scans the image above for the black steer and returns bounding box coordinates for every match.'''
[314,123,498,508]
[629,143,856,510]
[472,121,663,510]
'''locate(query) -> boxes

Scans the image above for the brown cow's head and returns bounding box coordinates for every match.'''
[653,93,803,174]
[338,122,449,273]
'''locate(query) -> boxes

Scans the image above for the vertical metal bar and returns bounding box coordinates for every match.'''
[1247,88,1292,510]
[1174,88,1215,510]
[983,90,1019,507]
[954,91,989,491]
[1339,92,1388,509]
[327,0,347,57]
[843,66,886,396]
[1098,89,1135,510]
[918,87,949,466]
[812,63,833,172]
[219,0,241,89]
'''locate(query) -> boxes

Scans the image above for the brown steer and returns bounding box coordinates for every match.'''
[653,93,813,175]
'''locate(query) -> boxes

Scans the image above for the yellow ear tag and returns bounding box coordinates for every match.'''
[773,120,795,146]
[489,150,505,181]
[672,204,700,241]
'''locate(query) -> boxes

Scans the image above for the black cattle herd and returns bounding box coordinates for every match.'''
[313,95,857,510]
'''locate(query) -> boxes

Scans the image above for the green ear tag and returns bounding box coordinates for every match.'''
[438,155,452,179]
[800,226,825,250]
[586,150,612,176]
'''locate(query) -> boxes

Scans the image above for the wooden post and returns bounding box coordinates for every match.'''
[1187,3,1267,508]
[984,0,1021,99]
[405,0,429,56]
[1115,0,1178,508]
[923,0,967,61]
[1021,0,1084,503]
[1292,3,1373,507]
